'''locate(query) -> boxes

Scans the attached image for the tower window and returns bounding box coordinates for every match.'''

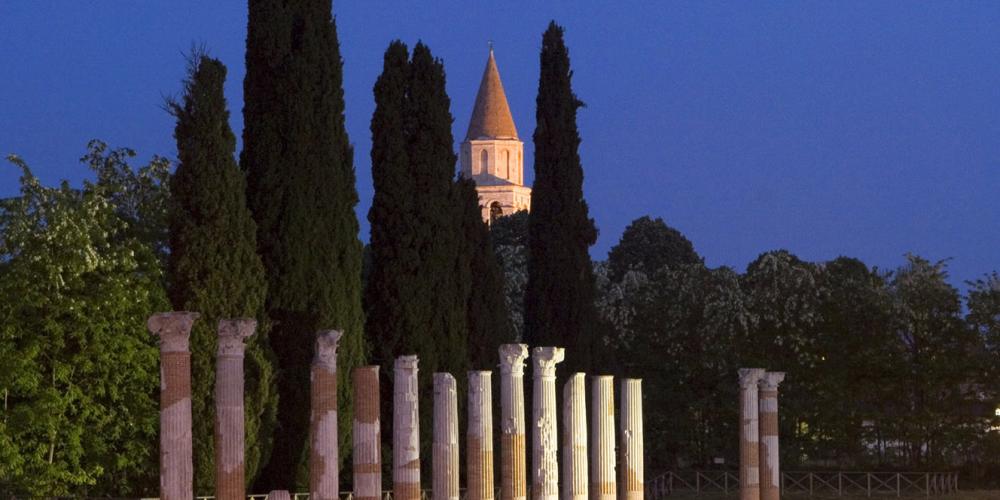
[490,202,503,223]
[481,150,489,175]
[504,150,510,179]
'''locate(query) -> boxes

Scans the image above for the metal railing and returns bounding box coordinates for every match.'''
[645,470,960,498]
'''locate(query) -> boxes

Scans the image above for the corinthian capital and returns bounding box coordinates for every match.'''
[532,347,565,378]
[737,368,766,388]
[313,329,343,370]
[217,318,257,357]
[147,311,200,353]
[499,343,529,376]
[758,371,786,391]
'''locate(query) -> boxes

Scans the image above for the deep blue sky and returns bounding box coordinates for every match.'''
[3,2,999,289]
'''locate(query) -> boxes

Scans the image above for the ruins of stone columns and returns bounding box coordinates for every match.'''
[562,373,587,500]
[394,355,421,500]
[532,347,565,500]
[469,370,495,500]
[739,368,767,500]
[433,373,460,500]
[266,491,291,500]
[353,366,382,500]
[500,343,529,500]
[619,379,644,500]
[309,330,343,500]
[590,376,616,500]
[147,311,199,500]
[758,372,786,500]
[214,318,256,500]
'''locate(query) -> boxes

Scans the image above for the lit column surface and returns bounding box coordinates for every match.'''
[469,371,495,500]
[532,347,565,500]
[561,373,587,500]
[758,372,785,500]
[619,379,644,500]
[500,344,529,500]
[739,368,767,500]
[433,373,460,500]
[214,319,255,500]
[590,376,615,500]
[353,366,382,500]
[310,330,343,500]
[394,355,421,500]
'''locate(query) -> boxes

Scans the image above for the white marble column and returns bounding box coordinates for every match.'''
[433,373,459,500]
[214,319,255,500]
[562,373,587,500]
[619,379,643,500]
[532,347,565,500]
[500,344,529,500]
[469,371,495,500]
[590,376,615,500]
[148,311,199,500]
[739,368,766,500]
[394,355,421,500]
[310,330,343,500]
[758,372,785,500]
[353,366,381,500]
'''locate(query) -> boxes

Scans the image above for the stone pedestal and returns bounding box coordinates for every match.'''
[469,371,495,500]
[500,344,529,500]
[562,373,587,500]
[619,379,644,500]
[531,347,564,500]
[394,355,421,500]
[148,311,199,500]
[353,366,382,500]
[214,319,255,500]
[739,368,766,500]
[590,376,615,500]
[310,330,343,500]
[434,373,459,500]
[758,372,785,500]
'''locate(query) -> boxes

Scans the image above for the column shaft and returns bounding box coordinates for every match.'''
[394,355,421,500]
[434,373,460,500]
[758,372,785,500]
[739,368,766,500]
[500,344,529,500]
[531,347,565,500]
[561,373,587,500]
[469,371,495,500]
[214,319,256,500]
[590,376,615,500]
[620,379,643,500]
[310,330,343,500]
[353,366,382,500]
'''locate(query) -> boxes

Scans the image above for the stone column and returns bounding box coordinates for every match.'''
[353,366,382,500]
[619,379,643,500]
[310,330,343,500]
[532,347,564,500]
[758,372,785,500]
[267,491,291,500]
[469,371,495,500]
[561,373,587,500]
[394,355,421,500]
[739,368,766,500]
[590,376,615,500]
[434,373,460,500]
[214,319,255,500]
[147,311,199,500]
[500,344,529,500]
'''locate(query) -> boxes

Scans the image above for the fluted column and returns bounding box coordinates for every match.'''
[353,366,382,500]
[561,373,587,500]
[500,344,529,500]
[739,368,766,500]
[590,376,615,500]
[758,372,785,500]
[434,373,460,500]
[148,311,199,500]
[310,330,343,500]
[619,379,643,500]
[214,319,255,500]
[532,347,564,500]
[394,355,421,500]
[469,371,495,500]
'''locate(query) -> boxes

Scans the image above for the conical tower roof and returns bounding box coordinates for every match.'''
[465,49,518,141]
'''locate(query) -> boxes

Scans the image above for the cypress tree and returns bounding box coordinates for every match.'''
[167,55,277,493]
[242,0,366,488]
[523,21,599,373]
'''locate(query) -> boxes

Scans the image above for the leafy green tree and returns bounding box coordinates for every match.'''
[167,55,277,492]
[242,0,366,488]
[0,144,169,496]
[490,210,529,340]
[607,215,702,282]
[524,21,599,373]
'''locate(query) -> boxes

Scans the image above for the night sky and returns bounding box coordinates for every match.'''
[3,2,999,289]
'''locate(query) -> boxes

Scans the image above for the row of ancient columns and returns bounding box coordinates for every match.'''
[147,311,644,500]
[738,368,786,500]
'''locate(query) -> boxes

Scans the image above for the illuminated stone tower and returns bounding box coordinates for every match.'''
[460,48,531,223]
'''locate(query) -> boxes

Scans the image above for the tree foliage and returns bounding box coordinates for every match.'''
[607,215,701,282]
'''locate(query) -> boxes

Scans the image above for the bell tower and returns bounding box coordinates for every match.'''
[460,48,531,223]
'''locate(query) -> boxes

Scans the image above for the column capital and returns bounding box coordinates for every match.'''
[737,368,766,388]
[499,343,529,376]
[532,347,564,378]
[147,311,199,352]
[313,329,343,370]
[434,372,456,391]
[217,318,256,357]
[396,355,419,373]
[758,371,785,391]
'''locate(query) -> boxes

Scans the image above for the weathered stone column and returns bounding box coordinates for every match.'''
[758,372,785,500]
[267,490,291,500]
[310,330,343,500]
[500,344,529,500]
[434,373,460,500]
[353,366,382,500]
[469,371,495,500]
[214,319,255,500]
[561,373,587,500]
[739,368,766,500]
[532,347,565,500]
[619,379,644,500]
[394,355,421,500]
[590,376,615,500]
[147,311,199,500]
